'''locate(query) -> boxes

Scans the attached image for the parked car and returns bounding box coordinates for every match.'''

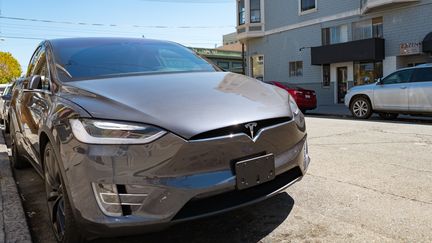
[0,83,9,94]
[345,64,432,119]
[0,83,13,124]
[265,81,317,113]
[0,79,22,132]
[9,38,310,242]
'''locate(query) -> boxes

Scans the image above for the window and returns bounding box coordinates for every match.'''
[250,0,261,23]
[238,0,245,25]
[354,61,383,86]
[412,68,432,82]
[26,46,42,77]
[353,17,383,41]
[381,70,414,85]
[251,55,264,80]
[322,25,348,45]
[217,61,230,70]
[300,0,316,13]
[372,17,383,38]
[289,61,303,77]
[54,41,215,81]
[322,64,330,87]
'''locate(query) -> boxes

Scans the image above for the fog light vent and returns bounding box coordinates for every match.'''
[92,183,148,217]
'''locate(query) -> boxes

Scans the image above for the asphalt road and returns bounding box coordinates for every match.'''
[11,117,432,242]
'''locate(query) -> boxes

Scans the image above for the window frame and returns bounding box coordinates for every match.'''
[298,0,317,15]
[381,69,414,85]
[411,68,432,83]
[250,0,261,23]
[238,0,246,25]
[322,64,330,88]
[289,61,303,77]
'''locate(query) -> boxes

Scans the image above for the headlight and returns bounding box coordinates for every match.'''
[289,95,300,116]
[289,95,305,129]
[69,119,167,144]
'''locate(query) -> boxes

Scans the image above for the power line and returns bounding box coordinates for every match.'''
[0,35,220,45]
[0,15,235,29]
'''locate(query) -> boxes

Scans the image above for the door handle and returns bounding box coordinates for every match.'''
[400,86,407,89]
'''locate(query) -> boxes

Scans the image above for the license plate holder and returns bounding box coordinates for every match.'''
[235,154,275,190]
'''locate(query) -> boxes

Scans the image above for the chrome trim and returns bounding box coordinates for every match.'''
[100,193,149,206]
[189,119,294,143]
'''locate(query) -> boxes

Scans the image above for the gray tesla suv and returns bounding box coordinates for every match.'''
[9,38,310,242]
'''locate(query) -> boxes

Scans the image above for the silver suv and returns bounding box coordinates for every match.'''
[345,64,432,119]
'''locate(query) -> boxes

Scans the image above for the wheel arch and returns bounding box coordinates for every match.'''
[349,94,373,111]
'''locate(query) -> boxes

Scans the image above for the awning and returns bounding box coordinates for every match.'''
[423,32,432,53]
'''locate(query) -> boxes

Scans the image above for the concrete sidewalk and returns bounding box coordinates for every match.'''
[0,132,32,243]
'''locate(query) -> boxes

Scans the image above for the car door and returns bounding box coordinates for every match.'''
[19,45,52,164]
[373,69,414,111]
[408,67,432,112]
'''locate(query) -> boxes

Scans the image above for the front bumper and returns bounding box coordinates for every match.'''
[56,119,310,238]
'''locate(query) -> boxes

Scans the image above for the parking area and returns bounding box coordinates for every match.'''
[8,117,432,242]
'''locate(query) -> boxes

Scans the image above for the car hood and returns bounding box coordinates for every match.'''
[60,72,291,139]
[350,83,376,92]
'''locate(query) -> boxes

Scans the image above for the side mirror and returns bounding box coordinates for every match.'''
[29,75,42,90]
[376,78,382,85]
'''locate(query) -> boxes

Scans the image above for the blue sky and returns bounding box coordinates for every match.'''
[0,0,236,72]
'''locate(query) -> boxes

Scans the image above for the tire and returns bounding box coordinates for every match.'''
[10,124,29,169]
[350,96,373,119]
[44,143,85,243]
[378,113,399,120]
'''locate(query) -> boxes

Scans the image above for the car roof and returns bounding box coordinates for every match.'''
[47,37,179,50]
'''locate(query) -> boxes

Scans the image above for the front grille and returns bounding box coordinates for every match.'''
[190,117,291,140]
[172,166,302,221]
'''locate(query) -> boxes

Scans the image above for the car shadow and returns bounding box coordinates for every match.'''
[93,193,295,243]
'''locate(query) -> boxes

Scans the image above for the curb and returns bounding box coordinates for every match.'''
[0,133,32,243]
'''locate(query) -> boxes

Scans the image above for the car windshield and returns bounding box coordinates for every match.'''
[53,40,216,81]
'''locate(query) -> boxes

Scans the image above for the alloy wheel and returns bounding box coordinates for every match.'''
[352,100,369,118]
[44,146,66,242]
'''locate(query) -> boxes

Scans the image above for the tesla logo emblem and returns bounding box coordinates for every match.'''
[245,122,258,138]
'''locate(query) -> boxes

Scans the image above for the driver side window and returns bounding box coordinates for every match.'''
[381,70,414,85]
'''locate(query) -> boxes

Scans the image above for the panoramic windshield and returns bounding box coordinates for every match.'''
[53,40,216,81]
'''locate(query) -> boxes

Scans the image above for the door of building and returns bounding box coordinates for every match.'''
[337,67,348,103]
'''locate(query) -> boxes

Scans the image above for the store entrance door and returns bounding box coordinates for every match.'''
[337,67,348,104]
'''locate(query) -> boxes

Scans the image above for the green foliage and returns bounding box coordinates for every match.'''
[0,52,22,84]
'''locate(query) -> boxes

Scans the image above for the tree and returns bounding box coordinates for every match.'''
[0,52,22,84]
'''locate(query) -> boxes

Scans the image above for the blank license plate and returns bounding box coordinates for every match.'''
[305,95,311,99]
[235,154,275,190]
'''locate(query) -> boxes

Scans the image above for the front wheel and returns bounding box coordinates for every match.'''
[44,143,85,243]
[350,97,372,119]
[10,124,29,169]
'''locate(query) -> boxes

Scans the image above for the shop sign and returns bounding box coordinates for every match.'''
[400,42,422,56]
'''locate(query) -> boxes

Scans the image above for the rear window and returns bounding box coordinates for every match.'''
[412,68,432,82]
[53,40,216,81]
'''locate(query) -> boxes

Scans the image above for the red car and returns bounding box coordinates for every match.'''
[266,81,317,112]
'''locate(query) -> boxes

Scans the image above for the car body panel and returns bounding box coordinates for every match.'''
[9,38,310,239]
[62,72,292,139]
[373,83,409,111]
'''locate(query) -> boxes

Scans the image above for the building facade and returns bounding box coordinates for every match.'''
[236,0,432,105]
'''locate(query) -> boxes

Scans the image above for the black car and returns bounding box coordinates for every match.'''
[9,38,310,242]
